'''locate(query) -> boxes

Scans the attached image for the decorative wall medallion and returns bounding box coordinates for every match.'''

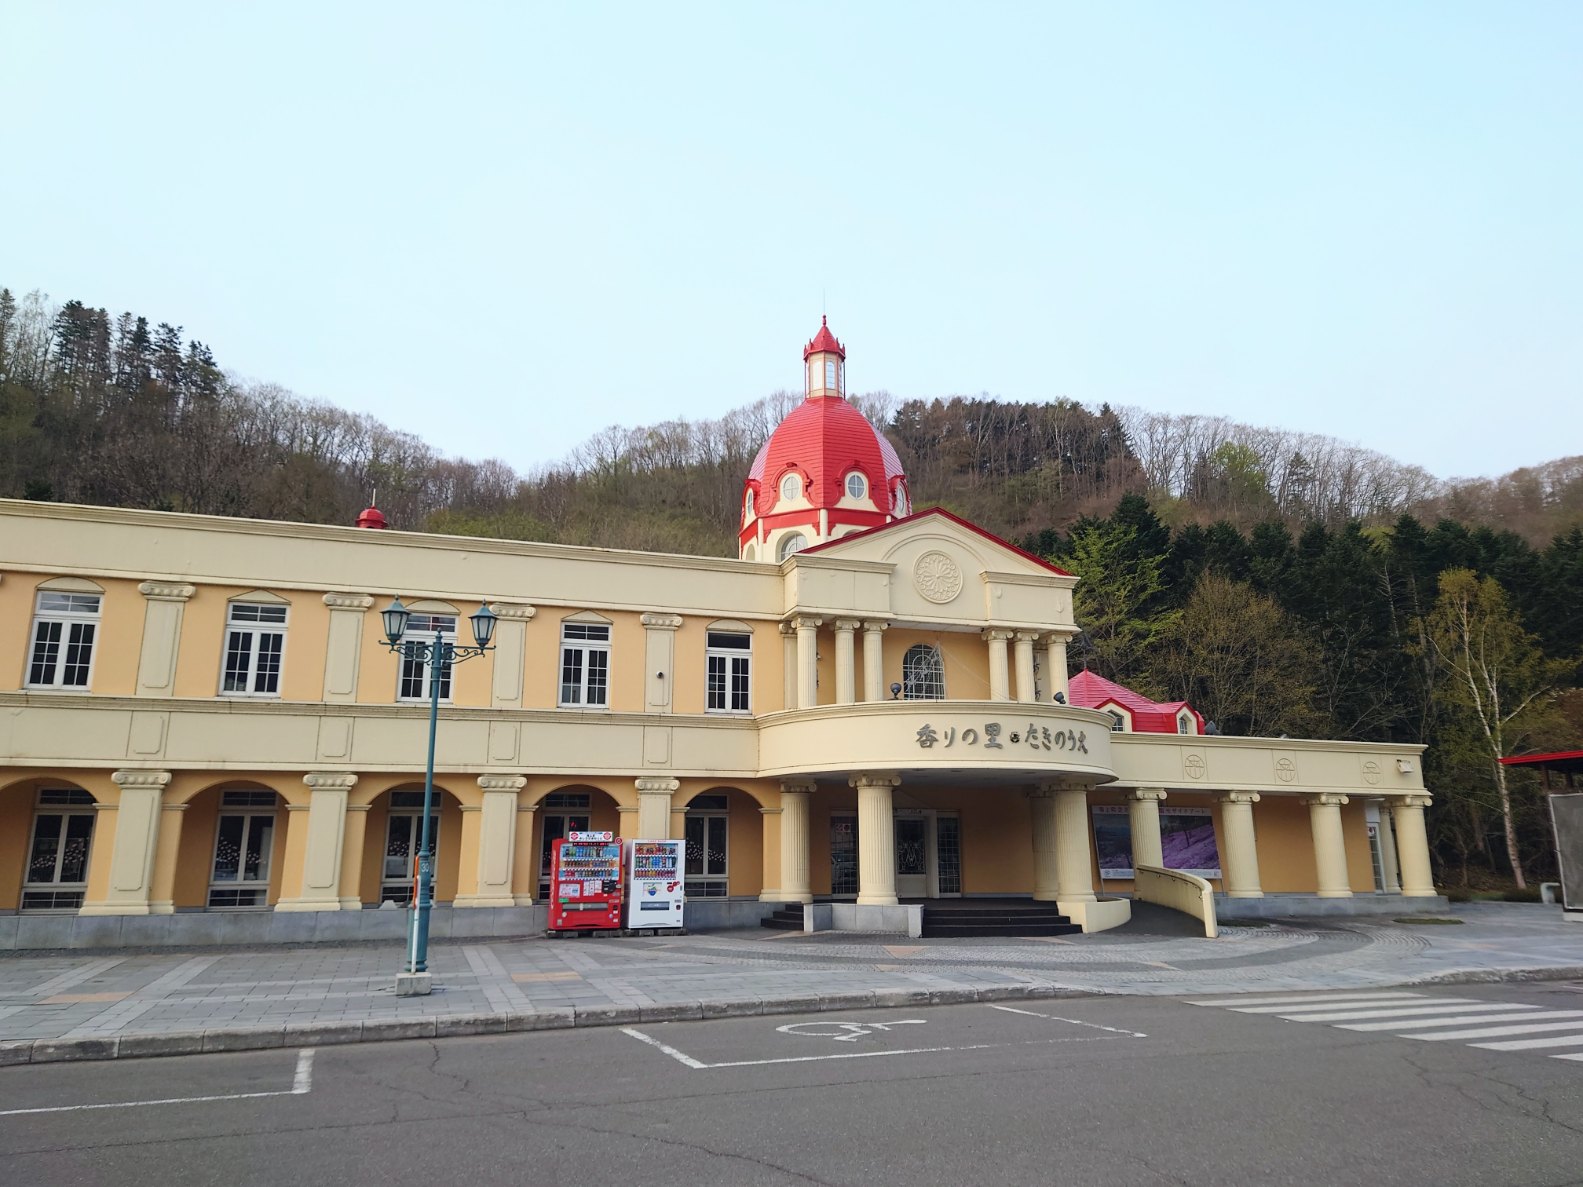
[1275,756,1297,783]
[913,550,964,604]
[1361,759,1382,786]
[1184,753,1206,780]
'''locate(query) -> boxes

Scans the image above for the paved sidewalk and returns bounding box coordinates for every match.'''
[3,902,1580,1065]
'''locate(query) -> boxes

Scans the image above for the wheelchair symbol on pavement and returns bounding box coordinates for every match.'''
[776,1019,928,1042]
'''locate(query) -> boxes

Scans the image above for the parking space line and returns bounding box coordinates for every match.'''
[0,1049,314,1118]
[989,1004,1148,1038]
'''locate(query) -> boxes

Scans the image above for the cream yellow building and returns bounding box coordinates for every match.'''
[0,325,1442,948]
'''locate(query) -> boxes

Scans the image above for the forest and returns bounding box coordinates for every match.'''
[2,285,1579,891]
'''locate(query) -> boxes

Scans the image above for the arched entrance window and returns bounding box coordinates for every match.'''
[382,790,440,904]
[902,644,945,700]
[23,788,96,910]
[684,794,729,897]
[208,789,278,908]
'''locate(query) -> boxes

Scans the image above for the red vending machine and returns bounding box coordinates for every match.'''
[547,831,624,933]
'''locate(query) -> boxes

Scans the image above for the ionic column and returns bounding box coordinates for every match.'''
[1306,793,1353,897]
[794,616,823,709]
[1042,634,1070,702]
[780,622,798,709]
[862,620,888,702]
[833,619,860,705]
[1392,795,1437,897]
[983,628,1014,701]
[1013,631,1039,703]
[776,780,814,903]
[511,800,538,905]
[1029,788,1060,901]
[147,802,188,915]
[1128,788,1168,870]
[1218,792,1263,897]
[1054,784,1097,902]
[851,773,900,906]
[1374,800,1402,893]
[488,603,536,708]
[135,582,195,697]
[82,770,170,915]
[456,775,523,907]
[641,613,683,713]
[276,771,358,911]
[635,777,679,839]
[322,593,374,703]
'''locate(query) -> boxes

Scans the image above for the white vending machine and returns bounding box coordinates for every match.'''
[625,839,686,930]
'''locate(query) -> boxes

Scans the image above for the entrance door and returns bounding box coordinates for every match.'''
[895,815,930,899]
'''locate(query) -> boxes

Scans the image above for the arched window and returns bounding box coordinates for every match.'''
[779,472,803,501]
[777,532,808,562]
[902,644,945,700]
[844,471,867,500]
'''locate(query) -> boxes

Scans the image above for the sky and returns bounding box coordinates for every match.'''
[2,2,1579,482]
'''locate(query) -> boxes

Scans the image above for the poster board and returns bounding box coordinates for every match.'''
[1093,805,1222,879]
[1549,793,1583,913]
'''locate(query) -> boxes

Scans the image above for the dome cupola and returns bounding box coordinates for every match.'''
[740,320,911,561]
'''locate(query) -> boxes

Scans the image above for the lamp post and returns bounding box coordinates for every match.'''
[379,597,497,991]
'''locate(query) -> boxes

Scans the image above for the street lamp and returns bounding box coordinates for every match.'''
[380,598,498,991]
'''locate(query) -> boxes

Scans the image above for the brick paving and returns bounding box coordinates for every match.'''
[2,902,1580,1063]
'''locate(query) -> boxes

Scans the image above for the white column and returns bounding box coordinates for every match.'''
[1392,795,1438,898]
[82,770,170,915]
[1218,792,1263,897]
[780,622,798,710]
[1374,799,1402,893]
[488,603,536,708]
[1029,788,1060,901]
[322,593,374,702]
[135,582,195,697]
[766,780,814,903]
[794,616,822,709]
[277,771,358,911]
[641,613,683,713]
[1128,788,1167,870]
[459,775,524,907]
[851,773,900,906]
[1013,631,1039,704]
[862,620,888,702]
[1054,785,1097,902]
[635,777,678,839]
[1042,634,1070,702]
[1306,793,1353,898]
[983,628,1013,701]
[833,619,859,705]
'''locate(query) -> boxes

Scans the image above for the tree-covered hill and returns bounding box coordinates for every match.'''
[3,284,1578,888]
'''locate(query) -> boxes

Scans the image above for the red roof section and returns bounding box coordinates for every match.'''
[800,506,1075,577]
[803,315,846,361]
[1068,670,1204,734]
[355,505,388,530]
[1501,750,1583,769]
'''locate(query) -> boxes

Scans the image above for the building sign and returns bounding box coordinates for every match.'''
[915,721,1088,754]
[1092,805,1221,879]
[568,830,613,843]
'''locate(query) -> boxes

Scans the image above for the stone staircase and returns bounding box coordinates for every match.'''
[920,899,1081,938]
[760,902,806,931]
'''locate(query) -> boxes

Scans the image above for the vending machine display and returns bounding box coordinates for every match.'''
[625,839,685,930]
[547,831,624,932]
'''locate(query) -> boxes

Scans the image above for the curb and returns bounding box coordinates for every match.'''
[1404,965,1583,987]
[0,982,1093,1066]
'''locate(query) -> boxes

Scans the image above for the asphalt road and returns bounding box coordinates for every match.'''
[4,984,1583,1187]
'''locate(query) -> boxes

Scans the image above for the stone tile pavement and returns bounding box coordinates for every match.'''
[2,902,1580,1065]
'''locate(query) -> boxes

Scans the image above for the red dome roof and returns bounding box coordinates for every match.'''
[802,315,845,361]
[355,505,388,530]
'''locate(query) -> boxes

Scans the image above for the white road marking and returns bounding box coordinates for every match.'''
[1187,992,1427,1008]
[1555,1053,1583,1062]
[1473,1034,1583,1052]
[1413,1021,1583,1043]
[1229,997,1482,1015]
[618,1027,707,1069]
[1338,1010,1583,1032]
[1267,1003,1537,1023]
[776,1019,927,1042]
[989,1004,1148,1038]
[0,1048,315,1118]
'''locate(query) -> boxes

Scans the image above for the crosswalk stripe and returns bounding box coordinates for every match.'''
[1555,1053,1583,1062]
[1187,992,1426,1008]
[1338,1010,1583,1032]
[1415,1021,1583,1044]
[1231,998,1481,1016]
[1268,1002,1541,1023]
[1473,1034,1583,1051]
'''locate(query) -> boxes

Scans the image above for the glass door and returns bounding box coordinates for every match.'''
[382,812,438,904]
[895,815,929,899]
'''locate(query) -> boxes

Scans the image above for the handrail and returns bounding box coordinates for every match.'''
[1135,864,1218,938]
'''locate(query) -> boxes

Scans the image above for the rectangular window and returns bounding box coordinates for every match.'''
[221,602,287,696]
[23,791,96,910]
[684,805,728,898]
[538,802,591,898]
[383,808,440,904]
[706,631,751,713]
[397,614,456,701]
[208,799,276,908]
[560,622,610,708]
[830,815,858,897]
[27,591,101,689]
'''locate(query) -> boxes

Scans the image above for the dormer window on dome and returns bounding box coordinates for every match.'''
[780,473,803,501]
[845,471,868,500]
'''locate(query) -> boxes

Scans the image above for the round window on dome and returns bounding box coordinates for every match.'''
[777,532,808,562]
[780,473,803,502]
[845,472,868,500]
[744,489,755,519]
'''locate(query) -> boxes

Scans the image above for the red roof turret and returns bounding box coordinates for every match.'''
[355,505,388,530]
[802,315,846,361]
